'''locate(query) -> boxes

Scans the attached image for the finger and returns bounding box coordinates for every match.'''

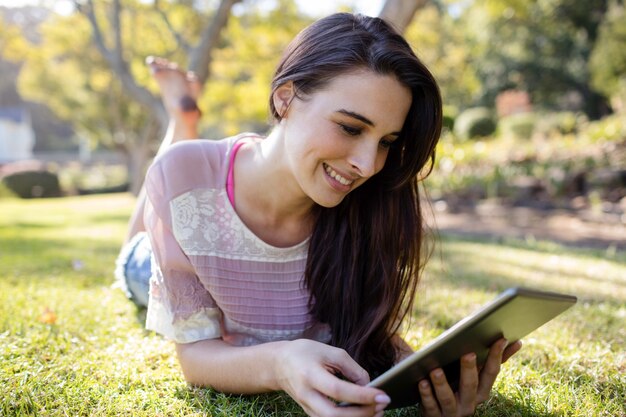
[502,340,523,363]
[419,379,442,417]
[429,369,457,416]
[310,367,388,407]
[457,353,479,416]
[325,347,371,386]
[303,389,378,417]
[476,338,507,402]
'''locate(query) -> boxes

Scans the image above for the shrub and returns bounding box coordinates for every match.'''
[499,112,537,139]
[0,181,17,199]
[537,112,583,136]
[453,107,497,140]
[1,170,62,198]
[584,113,626,143]
[442,105,458,132]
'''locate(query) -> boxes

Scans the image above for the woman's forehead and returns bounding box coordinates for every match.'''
[310,70,411,130]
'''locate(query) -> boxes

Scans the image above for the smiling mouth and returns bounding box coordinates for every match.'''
[323,163,354,186]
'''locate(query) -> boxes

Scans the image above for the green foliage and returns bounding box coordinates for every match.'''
[498,112,537,139]
[0,181,17,199]
[10,9,155,154]
[463,0,610,118]
[1,170,61,198]
[1,194,625,416]
[57,163,129,196]
[454,107,497,140]
[429,111,625,203]
[442,105,458,132]
[200,0,313,137]
[404,5,482,109]
[584,113,626,143]
[590,3,626,100]
[537,111,583,136]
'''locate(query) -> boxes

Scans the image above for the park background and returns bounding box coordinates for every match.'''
[0,0,624,416]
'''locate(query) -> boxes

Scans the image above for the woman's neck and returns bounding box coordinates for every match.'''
[232,129,315,247]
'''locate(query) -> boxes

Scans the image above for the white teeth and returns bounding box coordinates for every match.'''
[324,164,353,186]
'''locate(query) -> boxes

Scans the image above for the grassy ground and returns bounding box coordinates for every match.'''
[1,193,624,416]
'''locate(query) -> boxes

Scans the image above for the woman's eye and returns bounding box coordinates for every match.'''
[380,139,394,149]
[339,123,362,136]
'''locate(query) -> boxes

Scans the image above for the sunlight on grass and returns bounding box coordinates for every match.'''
[1,194,625,416]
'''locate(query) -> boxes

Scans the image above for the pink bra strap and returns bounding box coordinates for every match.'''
[226,140,246,209]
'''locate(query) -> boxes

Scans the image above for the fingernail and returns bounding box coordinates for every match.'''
[434,369,444,380]
[374,394,390,412]
[375,394,391,404]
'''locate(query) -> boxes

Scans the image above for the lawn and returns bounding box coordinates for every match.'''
[1,193,624,416]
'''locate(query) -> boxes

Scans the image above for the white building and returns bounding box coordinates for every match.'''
[0,107,35,163]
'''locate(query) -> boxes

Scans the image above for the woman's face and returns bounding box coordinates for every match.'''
[279,69,412,208]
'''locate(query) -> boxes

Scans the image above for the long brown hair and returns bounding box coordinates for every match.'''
[270,13,442,377]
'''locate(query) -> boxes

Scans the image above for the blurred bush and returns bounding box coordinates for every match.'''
[453,107,497,140]
[1,170,61,198]
[584,113,626,143]
[0,181,17,199]
[498,112,537,140]
[58,163,128,195]
[538,112,582,136]
[427,111,626,211]
[442,105,458,132]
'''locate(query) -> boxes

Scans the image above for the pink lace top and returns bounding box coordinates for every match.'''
[143,134,330,345]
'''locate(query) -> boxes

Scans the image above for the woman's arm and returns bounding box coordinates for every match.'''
[176,338,392,417]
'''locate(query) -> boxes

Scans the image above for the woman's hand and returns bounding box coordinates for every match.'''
[274,339,391,417]
[418,338,523,417]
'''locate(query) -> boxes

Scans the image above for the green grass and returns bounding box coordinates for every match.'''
[1,193,625,416]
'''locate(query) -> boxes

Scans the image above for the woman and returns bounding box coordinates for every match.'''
[116,13,521,417]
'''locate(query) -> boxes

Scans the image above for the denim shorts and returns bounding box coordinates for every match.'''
[114,232,152,308]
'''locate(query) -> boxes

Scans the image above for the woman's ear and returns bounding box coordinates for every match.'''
[273,81,295,119]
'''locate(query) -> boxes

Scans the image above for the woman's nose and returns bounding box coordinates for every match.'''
[348,141,379,178]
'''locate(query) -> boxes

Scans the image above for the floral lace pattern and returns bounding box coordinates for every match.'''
[170,189,308,261]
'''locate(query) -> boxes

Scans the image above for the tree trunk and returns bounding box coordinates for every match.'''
[379,0,428,33]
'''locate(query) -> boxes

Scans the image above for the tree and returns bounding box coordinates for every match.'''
[6,0,423,194]
[402,2,482,109]
[72,0,242,192]
[590,1,626,111]
[461,0,611,118]
[4,0,242,193]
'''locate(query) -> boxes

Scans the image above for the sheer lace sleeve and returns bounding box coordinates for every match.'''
[143,149,222,343]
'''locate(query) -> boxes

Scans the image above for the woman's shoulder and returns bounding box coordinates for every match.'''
[157,137,229,166]
[155,133,261,168]
[145,133,260,197]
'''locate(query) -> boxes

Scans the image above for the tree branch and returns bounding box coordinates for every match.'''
[154,0,191,53]
[112,0,124,69]
[74,0,114,63]
[188,0,241,84]
[379,0,429,34]
[76,0,166,122]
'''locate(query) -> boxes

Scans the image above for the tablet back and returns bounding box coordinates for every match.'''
[371,287,577,409]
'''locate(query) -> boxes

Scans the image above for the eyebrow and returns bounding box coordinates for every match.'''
[336,109,402,137]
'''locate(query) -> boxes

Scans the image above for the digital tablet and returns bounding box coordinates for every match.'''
[359,287,577,409]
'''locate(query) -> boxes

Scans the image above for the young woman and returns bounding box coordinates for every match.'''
[116,13,521,417]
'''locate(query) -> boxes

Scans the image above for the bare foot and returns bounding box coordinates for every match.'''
[146,56,202,123]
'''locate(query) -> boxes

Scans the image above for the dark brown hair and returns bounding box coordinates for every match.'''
[270,13,442,377]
